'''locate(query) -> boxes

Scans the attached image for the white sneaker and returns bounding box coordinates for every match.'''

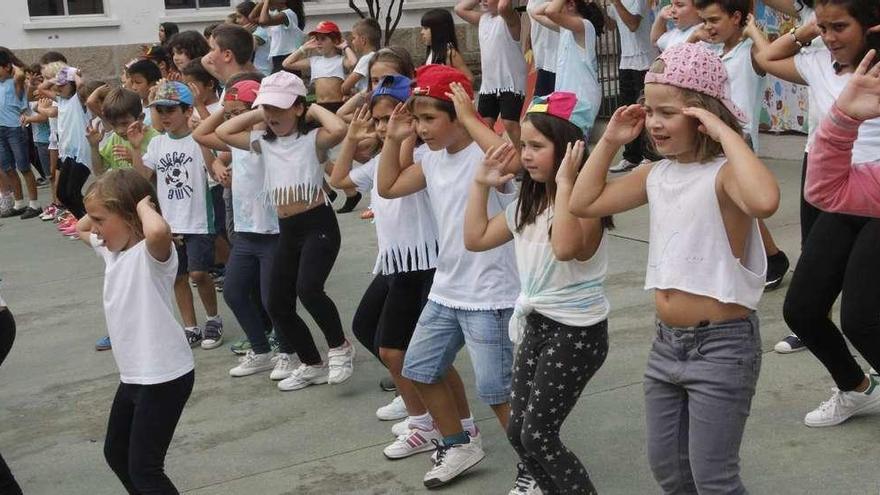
[269,353,297,381]
[391,418,411,437]
[278,363,329,391]
[804,377,880,427]
[509,463,542,494]
[377,395,408,421]
[423,439,486,488]
[431,428,481,463]
[609,158,639,173]
[229,351,275,377]
[384,426,443,459]
[327,342,355,384]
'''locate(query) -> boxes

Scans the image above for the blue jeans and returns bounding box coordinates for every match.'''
[223,233,278,354]
[0,126,29,173]
[644,313,761,495]
[402,300,514,405]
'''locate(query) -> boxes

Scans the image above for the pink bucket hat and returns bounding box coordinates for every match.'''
[644,43,746,123]
[253,71,307,109]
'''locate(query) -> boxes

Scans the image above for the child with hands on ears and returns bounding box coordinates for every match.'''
[570,43,778,495]
[464,91,612,495]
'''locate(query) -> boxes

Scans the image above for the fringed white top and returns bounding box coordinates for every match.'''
[251,129,326,206]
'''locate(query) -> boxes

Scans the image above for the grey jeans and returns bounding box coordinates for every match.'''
[644,313,761,495]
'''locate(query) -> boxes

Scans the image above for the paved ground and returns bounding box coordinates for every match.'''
[1,134,879,494]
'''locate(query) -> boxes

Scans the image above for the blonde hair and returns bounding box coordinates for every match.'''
[41,61,67,79]
[646,59,743,163]
[84,169,159,236]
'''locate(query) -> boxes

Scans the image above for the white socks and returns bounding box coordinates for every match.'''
[206,315,221,323]
[13,200,25,209]
[409,412,434,431]
[461,416,477,437]
[28,200,40,210]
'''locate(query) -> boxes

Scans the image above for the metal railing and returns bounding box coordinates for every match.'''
[596,27,622,119]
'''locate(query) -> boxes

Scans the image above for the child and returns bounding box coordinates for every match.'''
[144,44,179,81]
[203,24,258,87]
[336,46,416,124]
[570,43,778,493]
[456,0,528,147]
[526,0,561,96]
[604,0,657,172]
[253,0,306,73]
[530,0,605,135]
[21,66,53,197]
[651,0,702,52]
[215,71,355,391]
[124,59,163,131]
[235,1,273,75]
[74,169,193,494]
[342,18,381,95]
[159,21,180,46]
[377,65,520,489]
[754,0,880,354]
[329,75,442,457]
[806,49,880,216]
[0,50,40,219]
[282,21,358,112]
[182,56,222,121]
[420,9,474,81]
[129,81,224,350]
[89,88,160,174]
[166,30,211,72]
[193,74,283,377]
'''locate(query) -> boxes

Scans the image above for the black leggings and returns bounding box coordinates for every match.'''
[104,370,194,495]
[783,213,880,391]
[0,309,23,495]
[268,204,344,365]
[352,269,434,359]
[507,313,608,495]
[619,69,648,164]
[799,152,821,246]
[57,158,90,218]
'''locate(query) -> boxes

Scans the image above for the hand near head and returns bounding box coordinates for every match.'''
[112,145,133,163]
[446,82,478,122]
[188,82,207,107]
[556,140,585,188]
[834,49,880,121]
[659,5,673,21]
[126,121,147,149]
[86,125,103,146]
[743,13,760,39]
[136,195,157,212]
[385,102,415,142]
[346,104,375,141]
[601,104,645,147]
[302,37,320,51]
[475,143,517,187]
[681,106,732,142]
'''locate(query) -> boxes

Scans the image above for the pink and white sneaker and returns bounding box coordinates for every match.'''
[384,426,443,459]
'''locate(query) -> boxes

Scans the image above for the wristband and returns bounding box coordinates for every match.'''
[788,27,812,49]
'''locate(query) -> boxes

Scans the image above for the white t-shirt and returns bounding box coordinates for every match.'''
[655,24,699,52]
[56,95,92,169]
[230,147,279,234]
[142,133,214,234]
[350,156,439,274]
[795,48,880,162]
[253,27,273,75]
[353,51,374,93]
[709,39,763,150]
[527,0,561,72]
[607,0,657,70]
[419,141,520,309]
[91,235,194,385]
[269,9,305,57]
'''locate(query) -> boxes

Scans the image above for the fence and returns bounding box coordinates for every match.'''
[596,27,622,119]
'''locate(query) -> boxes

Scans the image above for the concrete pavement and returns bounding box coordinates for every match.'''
[1,134,878,494]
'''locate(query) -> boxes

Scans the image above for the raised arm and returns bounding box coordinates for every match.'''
[498,0,522,41]
[463,144,516,252]
[340,42,359,72]
[377,103,427,198]
[570,105,652,218]
[87,124,107,176]
[552,140,605,261]
[448,82,521,174]
[761,0,799,17]
[86,84,111,120]
[683,107,779,218]
[256,0,287,27]
[529,2,560,31]
[282,39,316,72]
[743,14,768,76]
[307,103,347,151]
[193,106,231,152]
[610,0,642,33]
[137,196,173,262]
[127,122,155,181]
[753,20,819,84]
[546,0,586,34]
[454,0,484,26]
[216,108,264,151]
[35,97,57,118]
[329,105,372,190]
[650,5,672,46]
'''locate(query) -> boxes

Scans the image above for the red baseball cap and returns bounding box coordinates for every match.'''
[309,21,341,37]
[412,65,474,103]
[224,80,261,105]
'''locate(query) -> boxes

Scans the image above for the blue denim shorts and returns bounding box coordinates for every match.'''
[174,234,216,276]
[402,300,514,405]
[0,126,30,173]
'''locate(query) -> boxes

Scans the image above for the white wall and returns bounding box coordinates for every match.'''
[3,0,452,50]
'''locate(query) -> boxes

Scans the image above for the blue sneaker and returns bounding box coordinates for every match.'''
[95,335,111,351]
[774,334,806,354]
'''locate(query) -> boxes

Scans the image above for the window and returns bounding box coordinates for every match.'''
[28,0,104,16]
[164,0,230,8]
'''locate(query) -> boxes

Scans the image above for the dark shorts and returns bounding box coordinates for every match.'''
[317,101,345,113]
[210,184,227,240]
[378,269,434,350]
[174,233,216,277]
[477,91,525,122]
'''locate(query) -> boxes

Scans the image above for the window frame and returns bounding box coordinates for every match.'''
[27,0,108,18]
[163,0,232,11]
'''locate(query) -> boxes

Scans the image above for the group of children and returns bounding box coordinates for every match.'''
[0,0,879,493]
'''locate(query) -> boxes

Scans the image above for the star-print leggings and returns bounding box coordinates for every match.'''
[507,312,608,494]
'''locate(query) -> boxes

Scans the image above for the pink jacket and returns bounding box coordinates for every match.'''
[806,105,880,218]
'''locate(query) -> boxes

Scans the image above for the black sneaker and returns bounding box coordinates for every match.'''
[765,251,790,291]
[20,207,42,220]
[336,192,362,214]
[0,207,25,218]
[185,328,203,348]
[380,375,397,392]
[326,189,338,203]
[774,334,806,354]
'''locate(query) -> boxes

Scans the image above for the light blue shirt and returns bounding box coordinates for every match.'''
[253,27,272,76]
[56,95,92,169]
[554,20,601,133]
[0,78,25,128]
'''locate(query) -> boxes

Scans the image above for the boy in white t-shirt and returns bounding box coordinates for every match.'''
[130,81,223,350]
[377,65,521,490]
[342,18,380,95]
[651,0,702,52]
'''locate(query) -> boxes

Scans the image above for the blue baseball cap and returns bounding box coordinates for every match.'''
[371,74,412,104]
[148,80,194,108]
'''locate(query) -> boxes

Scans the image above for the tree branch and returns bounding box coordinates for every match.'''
[348,0,367,19]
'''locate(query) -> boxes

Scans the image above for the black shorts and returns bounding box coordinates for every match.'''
[317,101,345,113]
[354,269,435,352]
[175,233,216,277]
[477,91,525,122]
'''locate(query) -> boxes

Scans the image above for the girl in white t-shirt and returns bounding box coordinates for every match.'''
[282,21,358,112]
[75,169,194,494]
[253,0,306,74]
[755,0,880,427]
[651,0,702,51]
[464,91,612,494]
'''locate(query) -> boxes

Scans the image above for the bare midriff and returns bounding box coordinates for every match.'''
[276,195,326,218]
[654,288,752,328]
[313,78,344,103]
